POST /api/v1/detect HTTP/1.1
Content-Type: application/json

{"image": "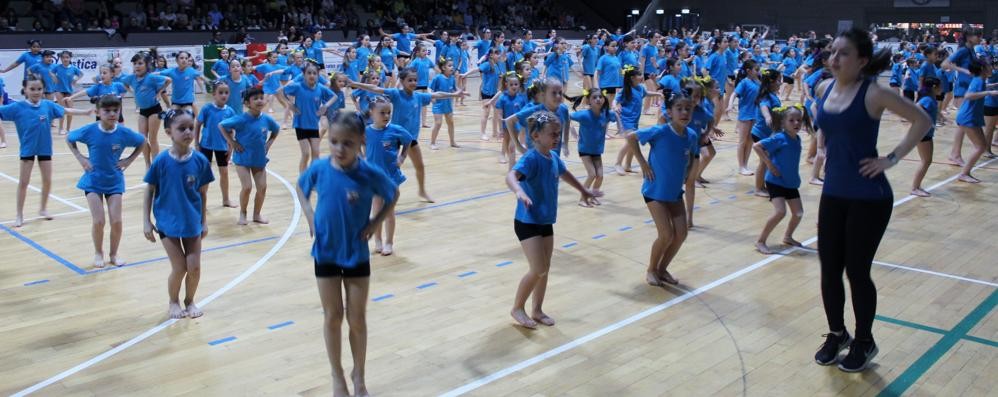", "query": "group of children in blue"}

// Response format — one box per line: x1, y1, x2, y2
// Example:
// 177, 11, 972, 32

0, 23, 992, 394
